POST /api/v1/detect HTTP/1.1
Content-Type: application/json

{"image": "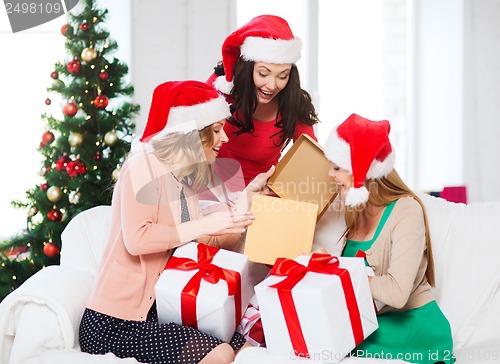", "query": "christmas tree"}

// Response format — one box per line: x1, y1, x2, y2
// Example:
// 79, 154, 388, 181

0, 0, 139, 301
